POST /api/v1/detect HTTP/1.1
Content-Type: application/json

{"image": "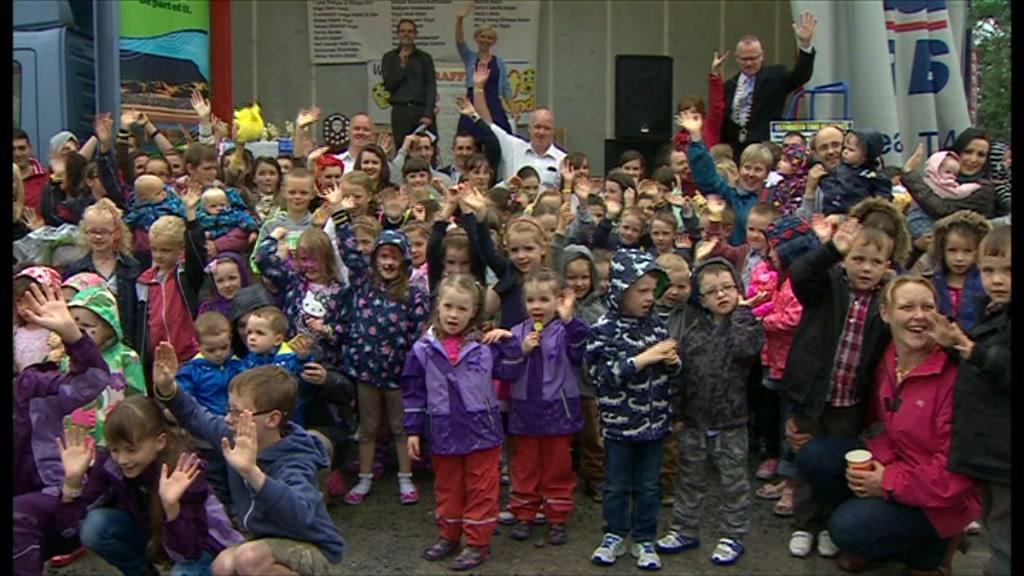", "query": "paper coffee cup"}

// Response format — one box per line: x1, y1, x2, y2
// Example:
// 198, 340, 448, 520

845, 449, 873, 471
